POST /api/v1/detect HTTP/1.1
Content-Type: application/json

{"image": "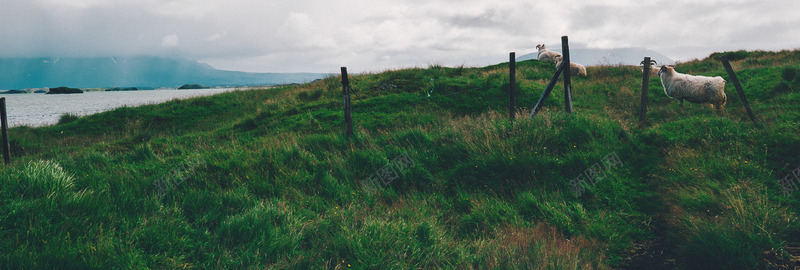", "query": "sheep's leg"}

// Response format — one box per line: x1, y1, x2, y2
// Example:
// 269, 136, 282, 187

679, 99, 684, 112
